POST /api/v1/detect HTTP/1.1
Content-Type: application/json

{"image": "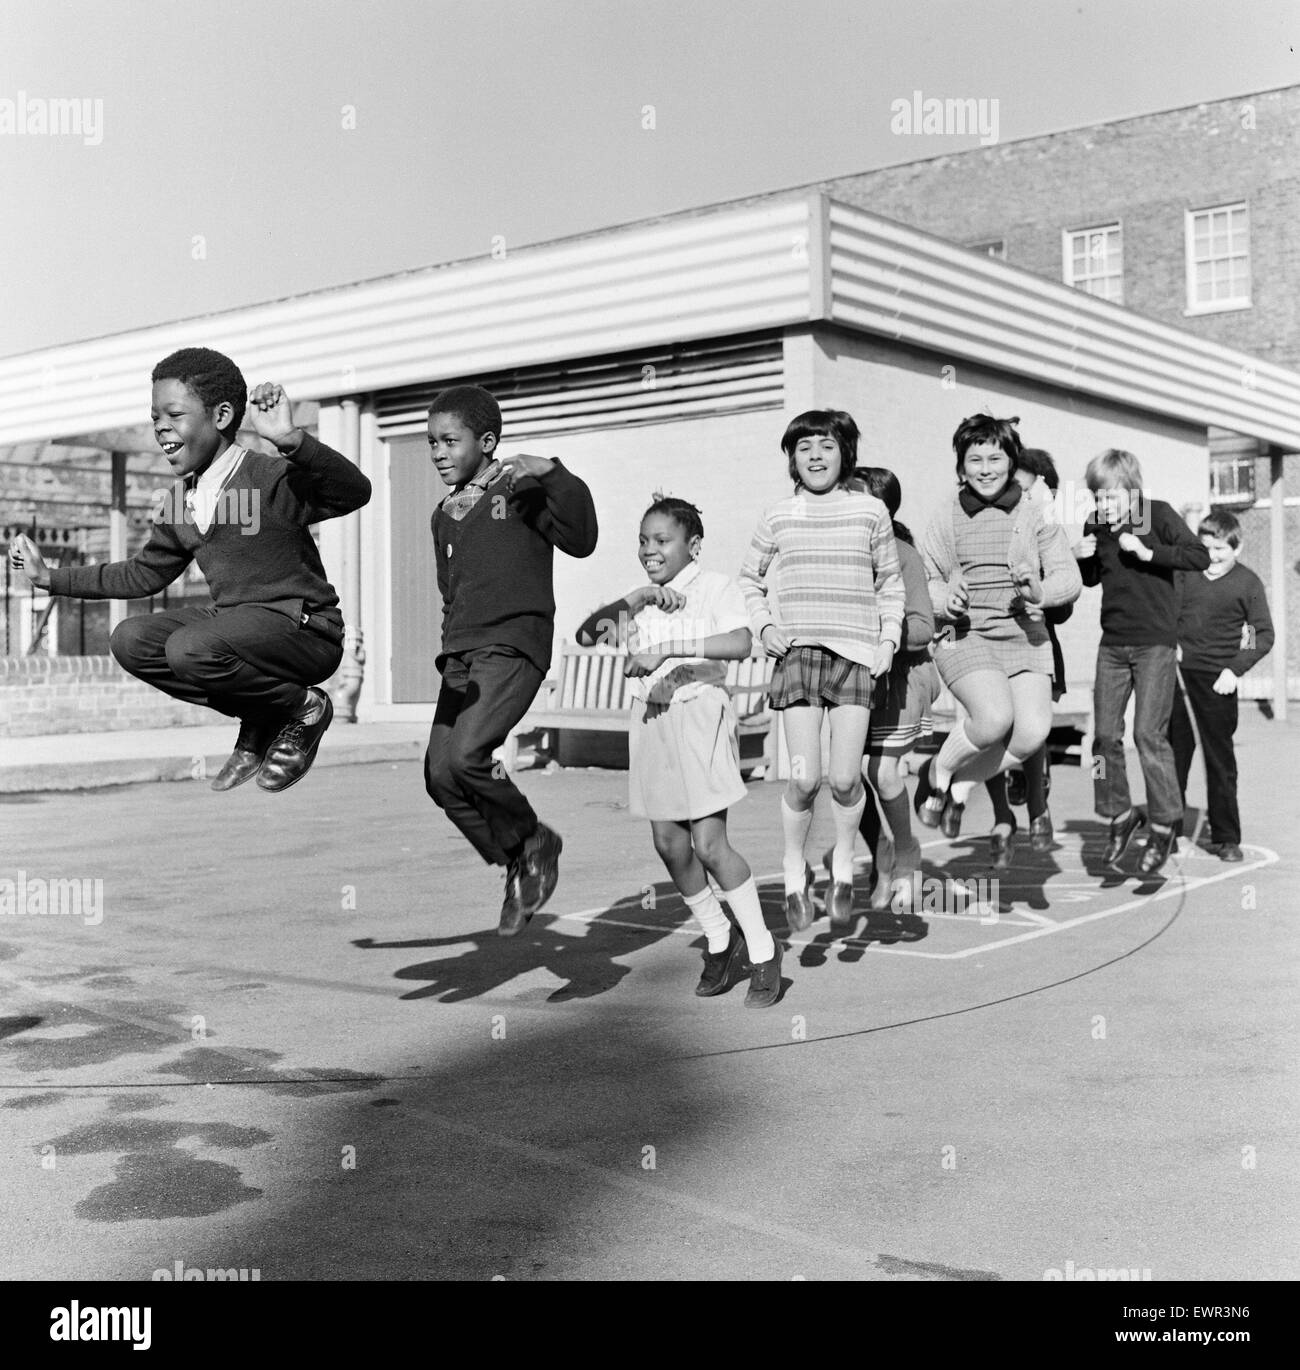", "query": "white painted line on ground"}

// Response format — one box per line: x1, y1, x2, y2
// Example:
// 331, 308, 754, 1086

930, 845, 1279, 960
